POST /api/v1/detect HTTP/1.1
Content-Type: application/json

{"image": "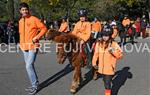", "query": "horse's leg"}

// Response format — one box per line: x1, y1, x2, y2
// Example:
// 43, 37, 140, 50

77, 65, 81, 86
70, 65, 81, 93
